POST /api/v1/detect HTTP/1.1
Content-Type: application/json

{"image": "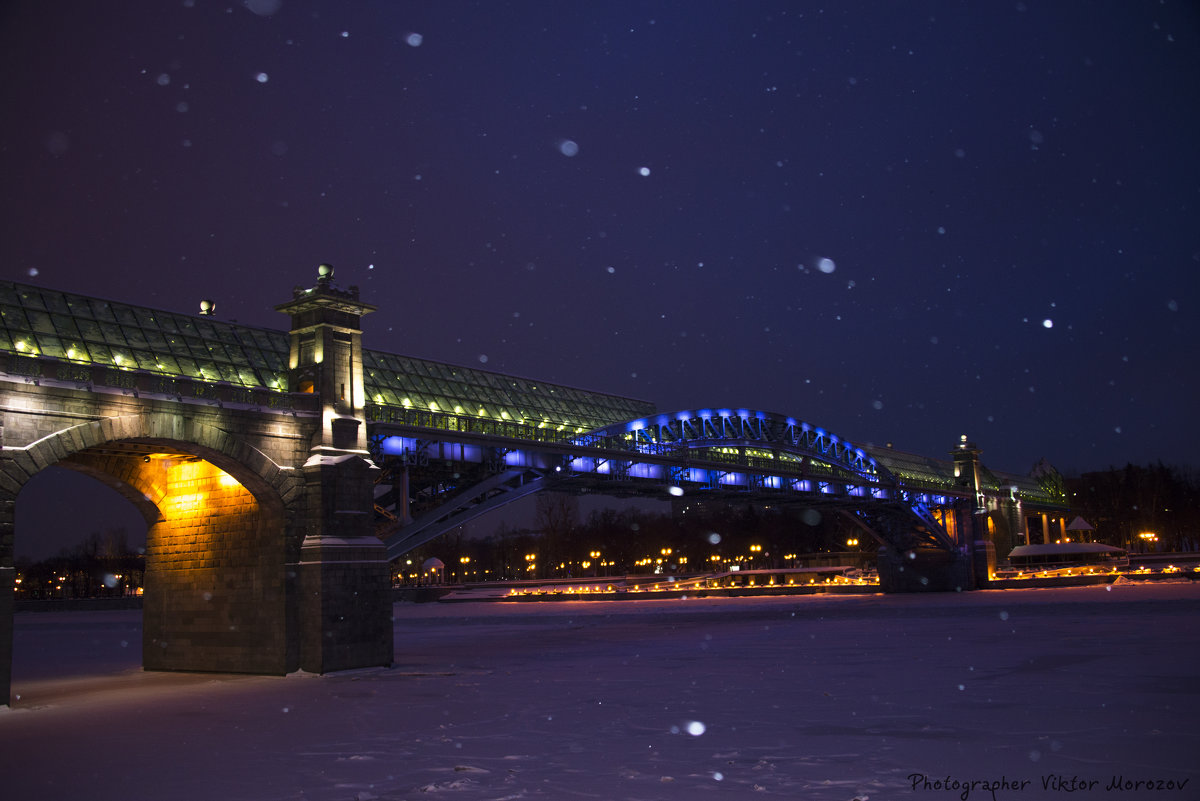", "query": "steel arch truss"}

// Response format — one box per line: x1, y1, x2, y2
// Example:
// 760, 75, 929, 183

375, 407, 958, 557
565, 409, 954, 551
570, 408, 898, 489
